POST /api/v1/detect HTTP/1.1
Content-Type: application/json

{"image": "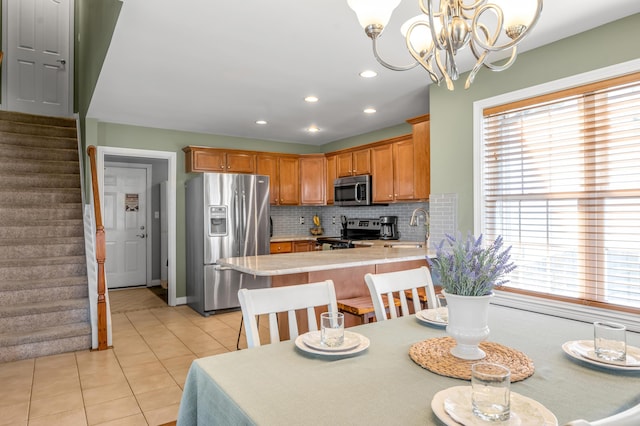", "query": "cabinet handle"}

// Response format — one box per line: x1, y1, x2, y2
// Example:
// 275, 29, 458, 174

227, 165, 231, 169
